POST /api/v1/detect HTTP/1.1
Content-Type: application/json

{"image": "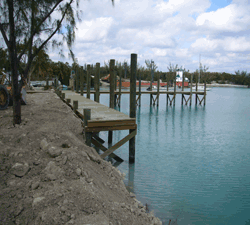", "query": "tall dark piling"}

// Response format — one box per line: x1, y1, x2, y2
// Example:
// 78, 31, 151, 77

87, 64, 91, 99
108, 59, 115, 144
94, 63, 100, 103
129, 53, 137, 163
